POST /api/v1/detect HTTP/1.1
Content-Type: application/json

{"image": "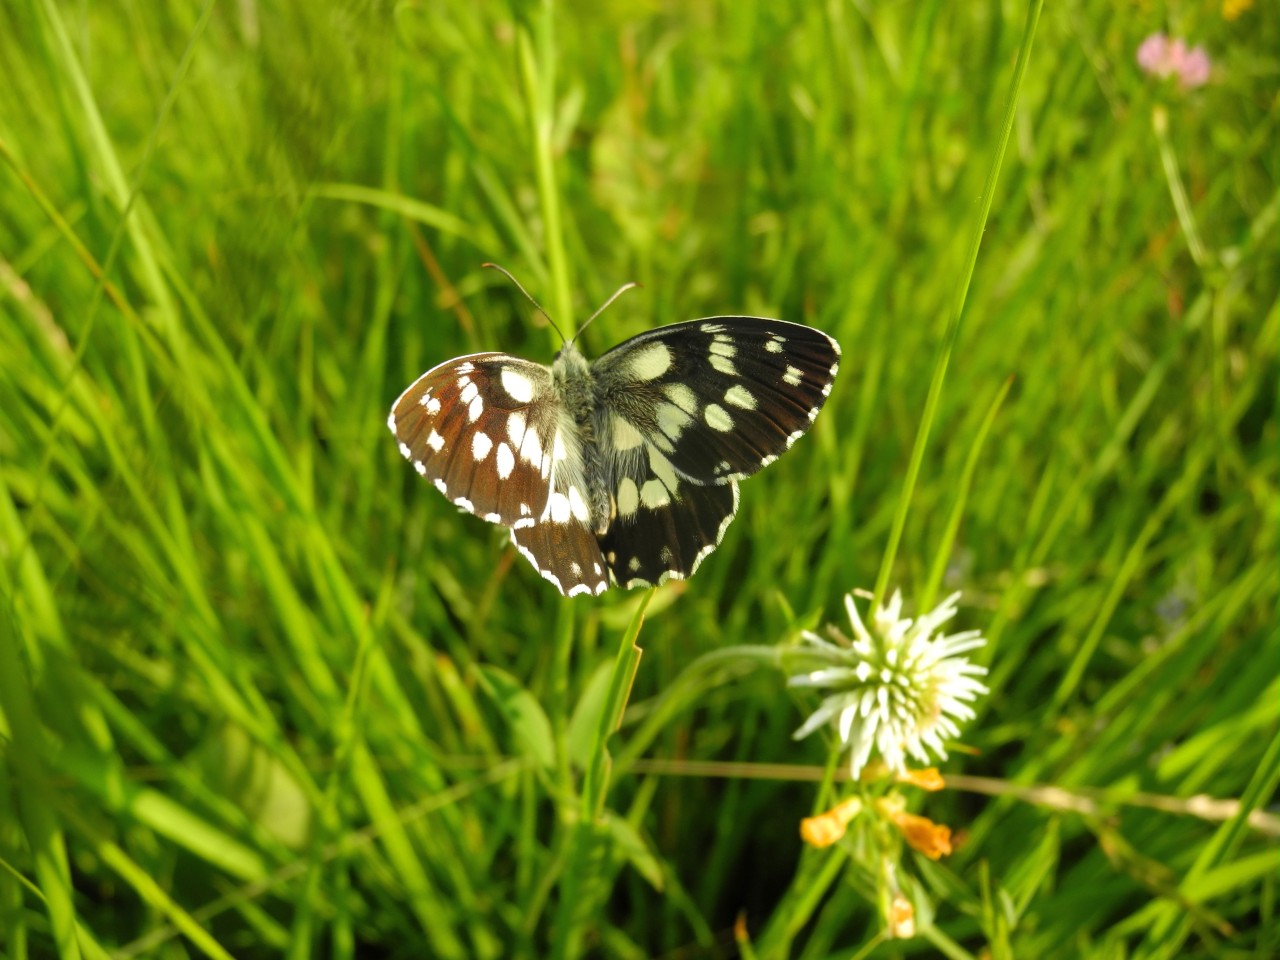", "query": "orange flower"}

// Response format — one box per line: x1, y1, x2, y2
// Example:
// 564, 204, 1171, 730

799, 796, 863, 848
877, 799, 953, 859
897, 767, 946, 791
